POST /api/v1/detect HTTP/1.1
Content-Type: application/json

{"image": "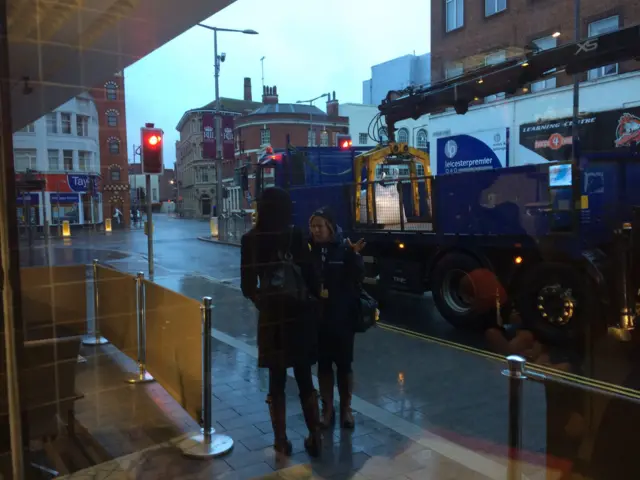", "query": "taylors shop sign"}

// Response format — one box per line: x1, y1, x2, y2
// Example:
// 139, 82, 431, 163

67, 174, 99, 193
436, 128, 509, 175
